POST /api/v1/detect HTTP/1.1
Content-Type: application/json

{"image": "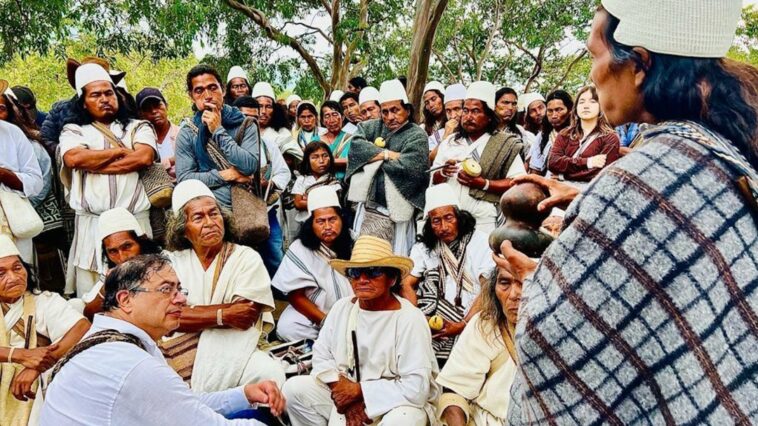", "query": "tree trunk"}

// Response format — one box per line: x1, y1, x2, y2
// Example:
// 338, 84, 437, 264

406, 0, 449, 122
